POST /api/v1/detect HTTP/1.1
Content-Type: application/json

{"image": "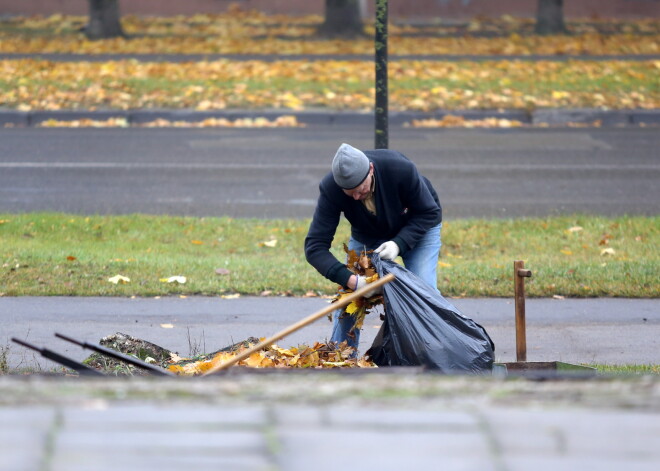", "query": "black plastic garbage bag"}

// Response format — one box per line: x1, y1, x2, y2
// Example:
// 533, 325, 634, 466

366, 255, 495, 373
